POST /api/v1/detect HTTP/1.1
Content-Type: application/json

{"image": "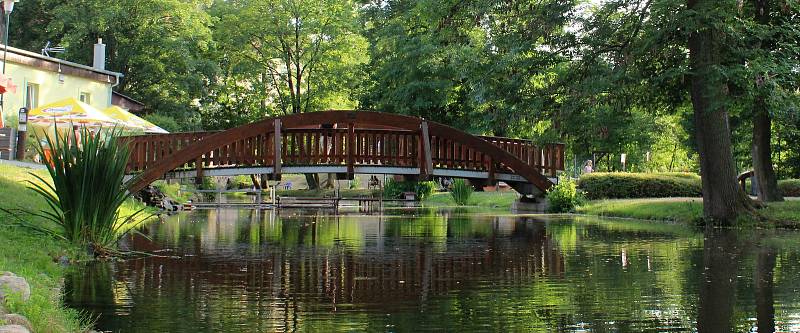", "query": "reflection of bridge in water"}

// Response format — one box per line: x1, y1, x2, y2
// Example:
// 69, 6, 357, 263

116, 213, 565, 314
